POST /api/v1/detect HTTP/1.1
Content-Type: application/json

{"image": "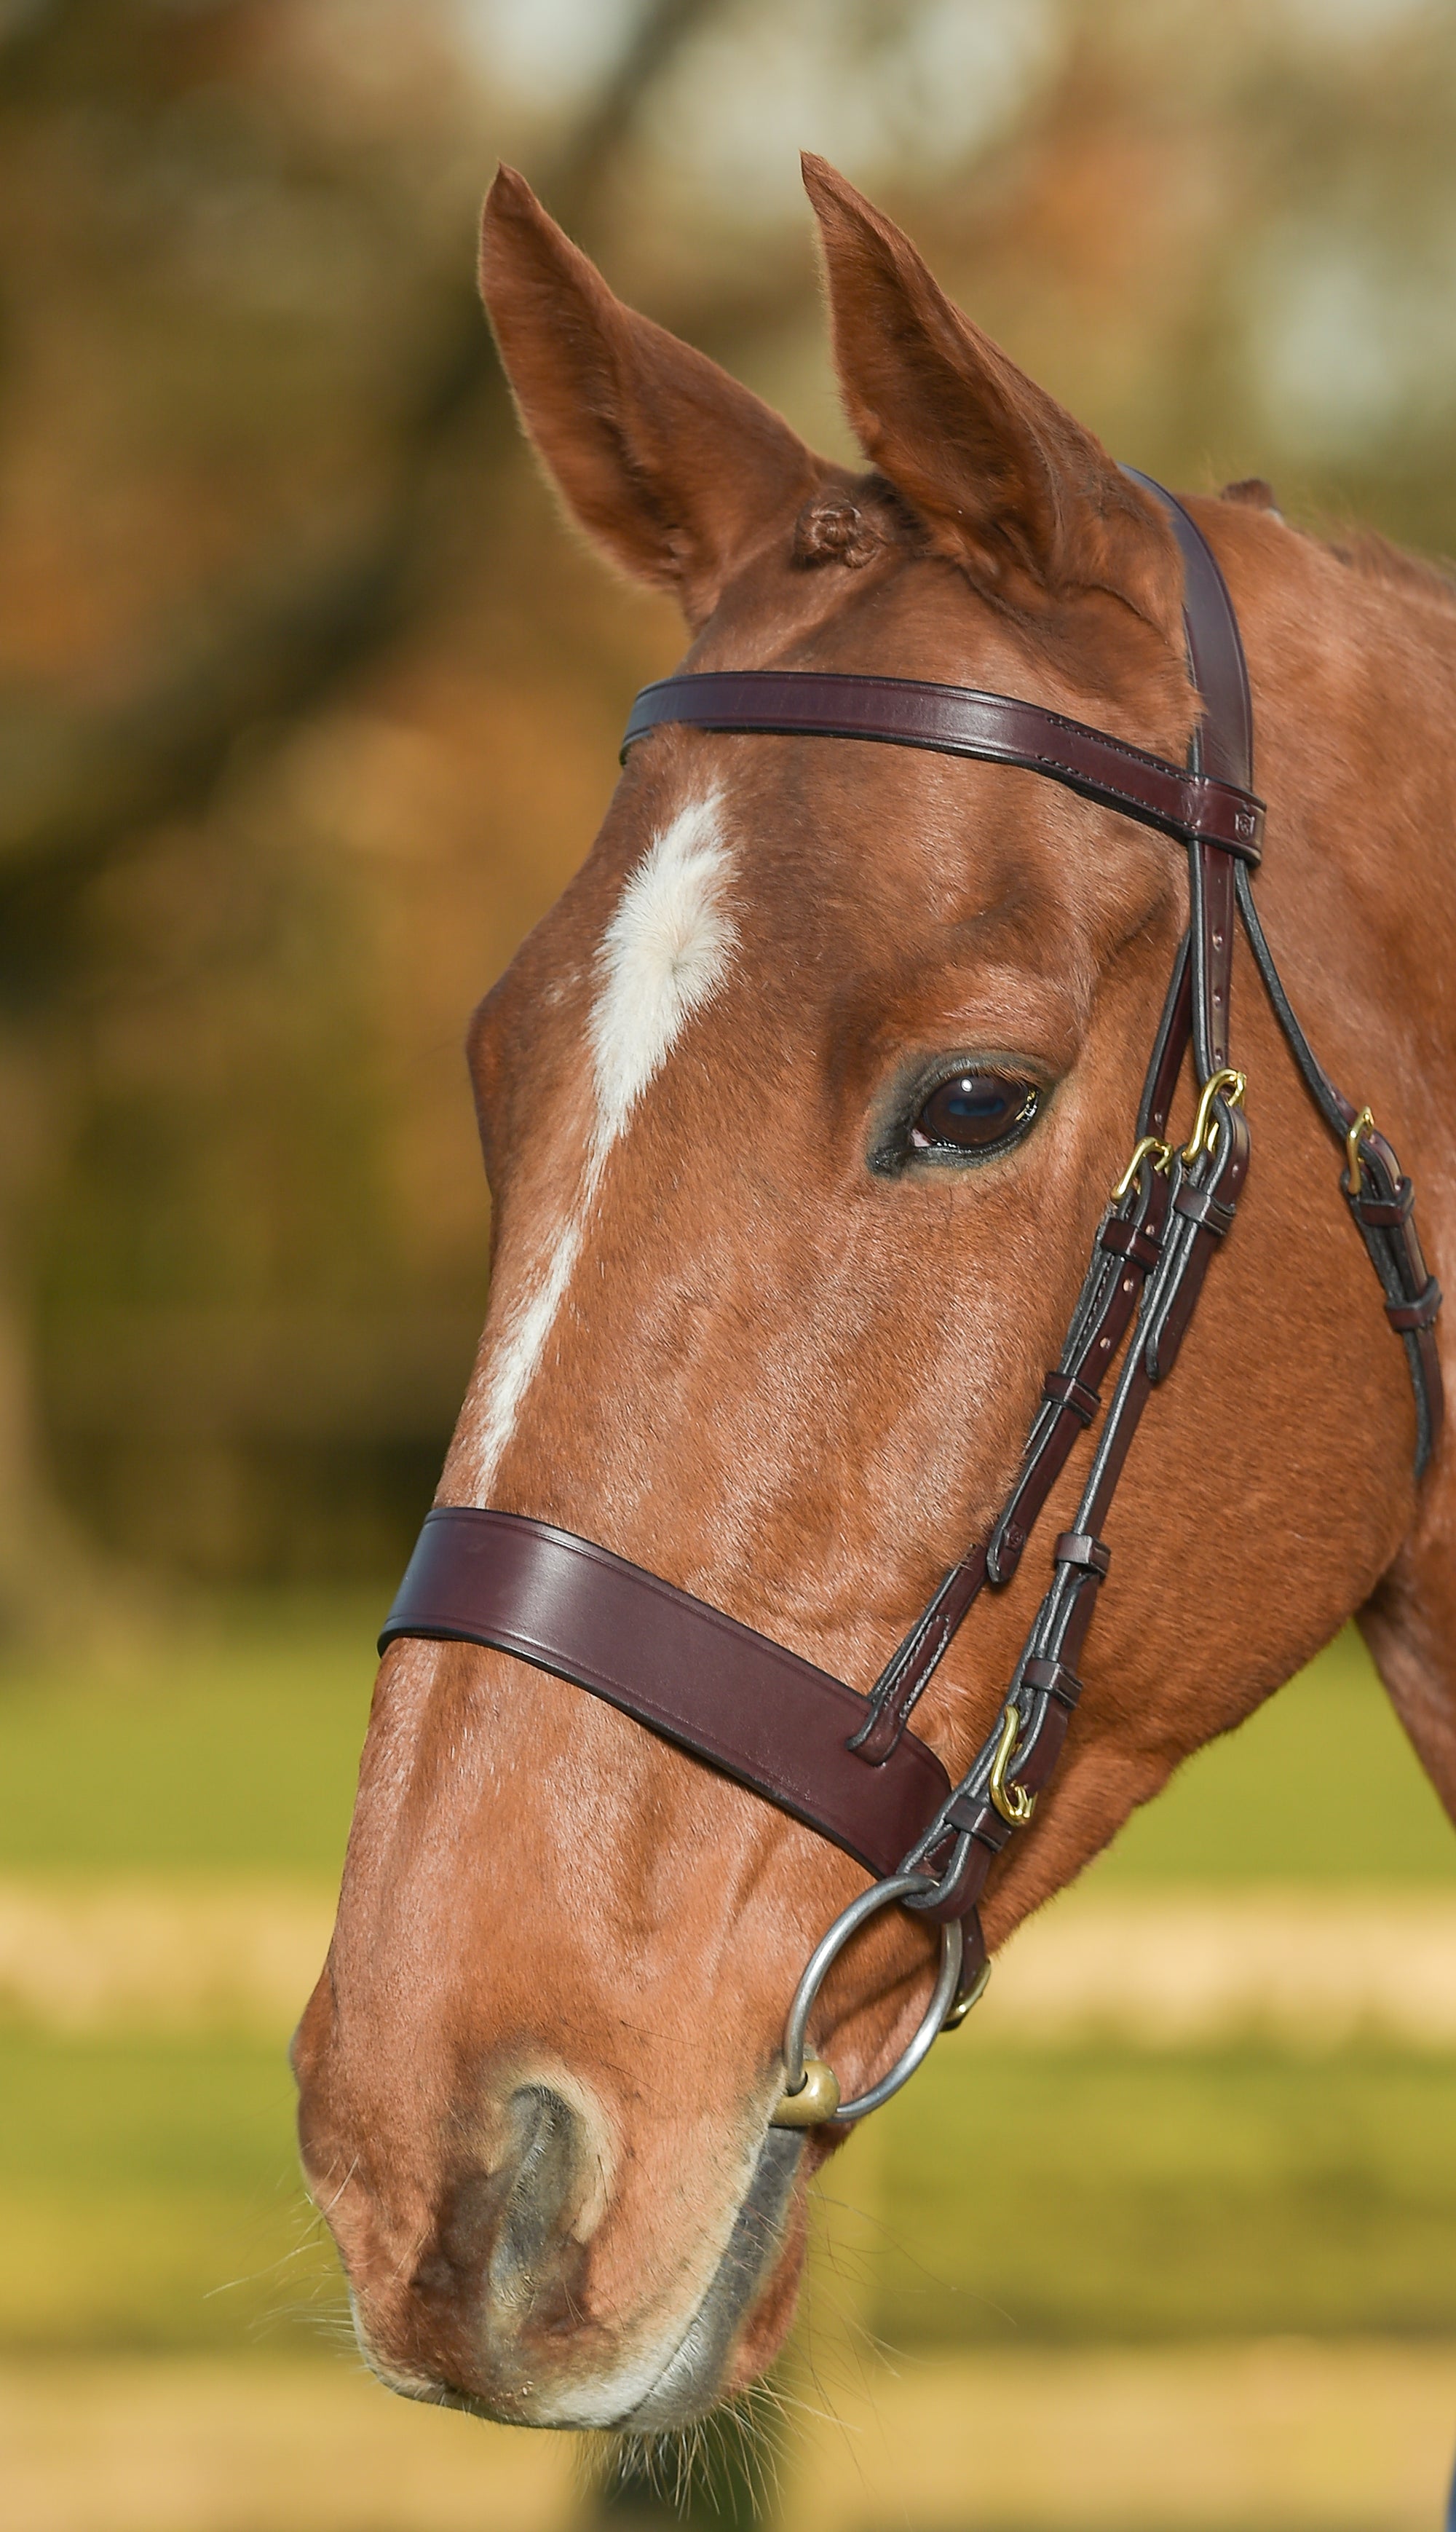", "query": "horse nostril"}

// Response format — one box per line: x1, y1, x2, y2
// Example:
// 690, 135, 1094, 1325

488, 2085, 582, 2303
414, 2083, 588, 2328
